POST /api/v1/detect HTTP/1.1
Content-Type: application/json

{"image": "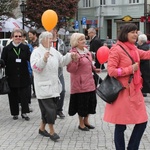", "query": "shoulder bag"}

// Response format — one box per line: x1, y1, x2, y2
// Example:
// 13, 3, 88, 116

96, 44, 135, 104
85, 55, 103, 87
0, 68, 10, 94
